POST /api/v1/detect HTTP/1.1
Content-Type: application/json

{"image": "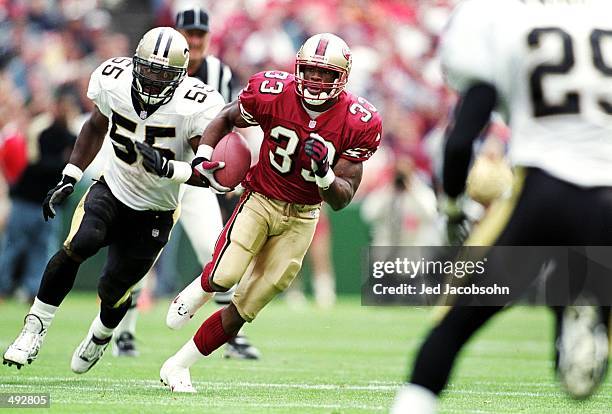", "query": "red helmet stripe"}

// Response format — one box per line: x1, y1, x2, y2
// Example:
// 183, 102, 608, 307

314, 37, 329, 57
